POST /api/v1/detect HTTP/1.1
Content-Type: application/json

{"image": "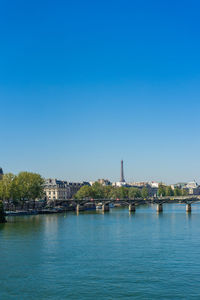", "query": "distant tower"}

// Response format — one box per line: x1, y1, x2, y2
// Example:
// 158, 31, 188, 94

120, 160, 125, 182
0, 168, 3, 180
